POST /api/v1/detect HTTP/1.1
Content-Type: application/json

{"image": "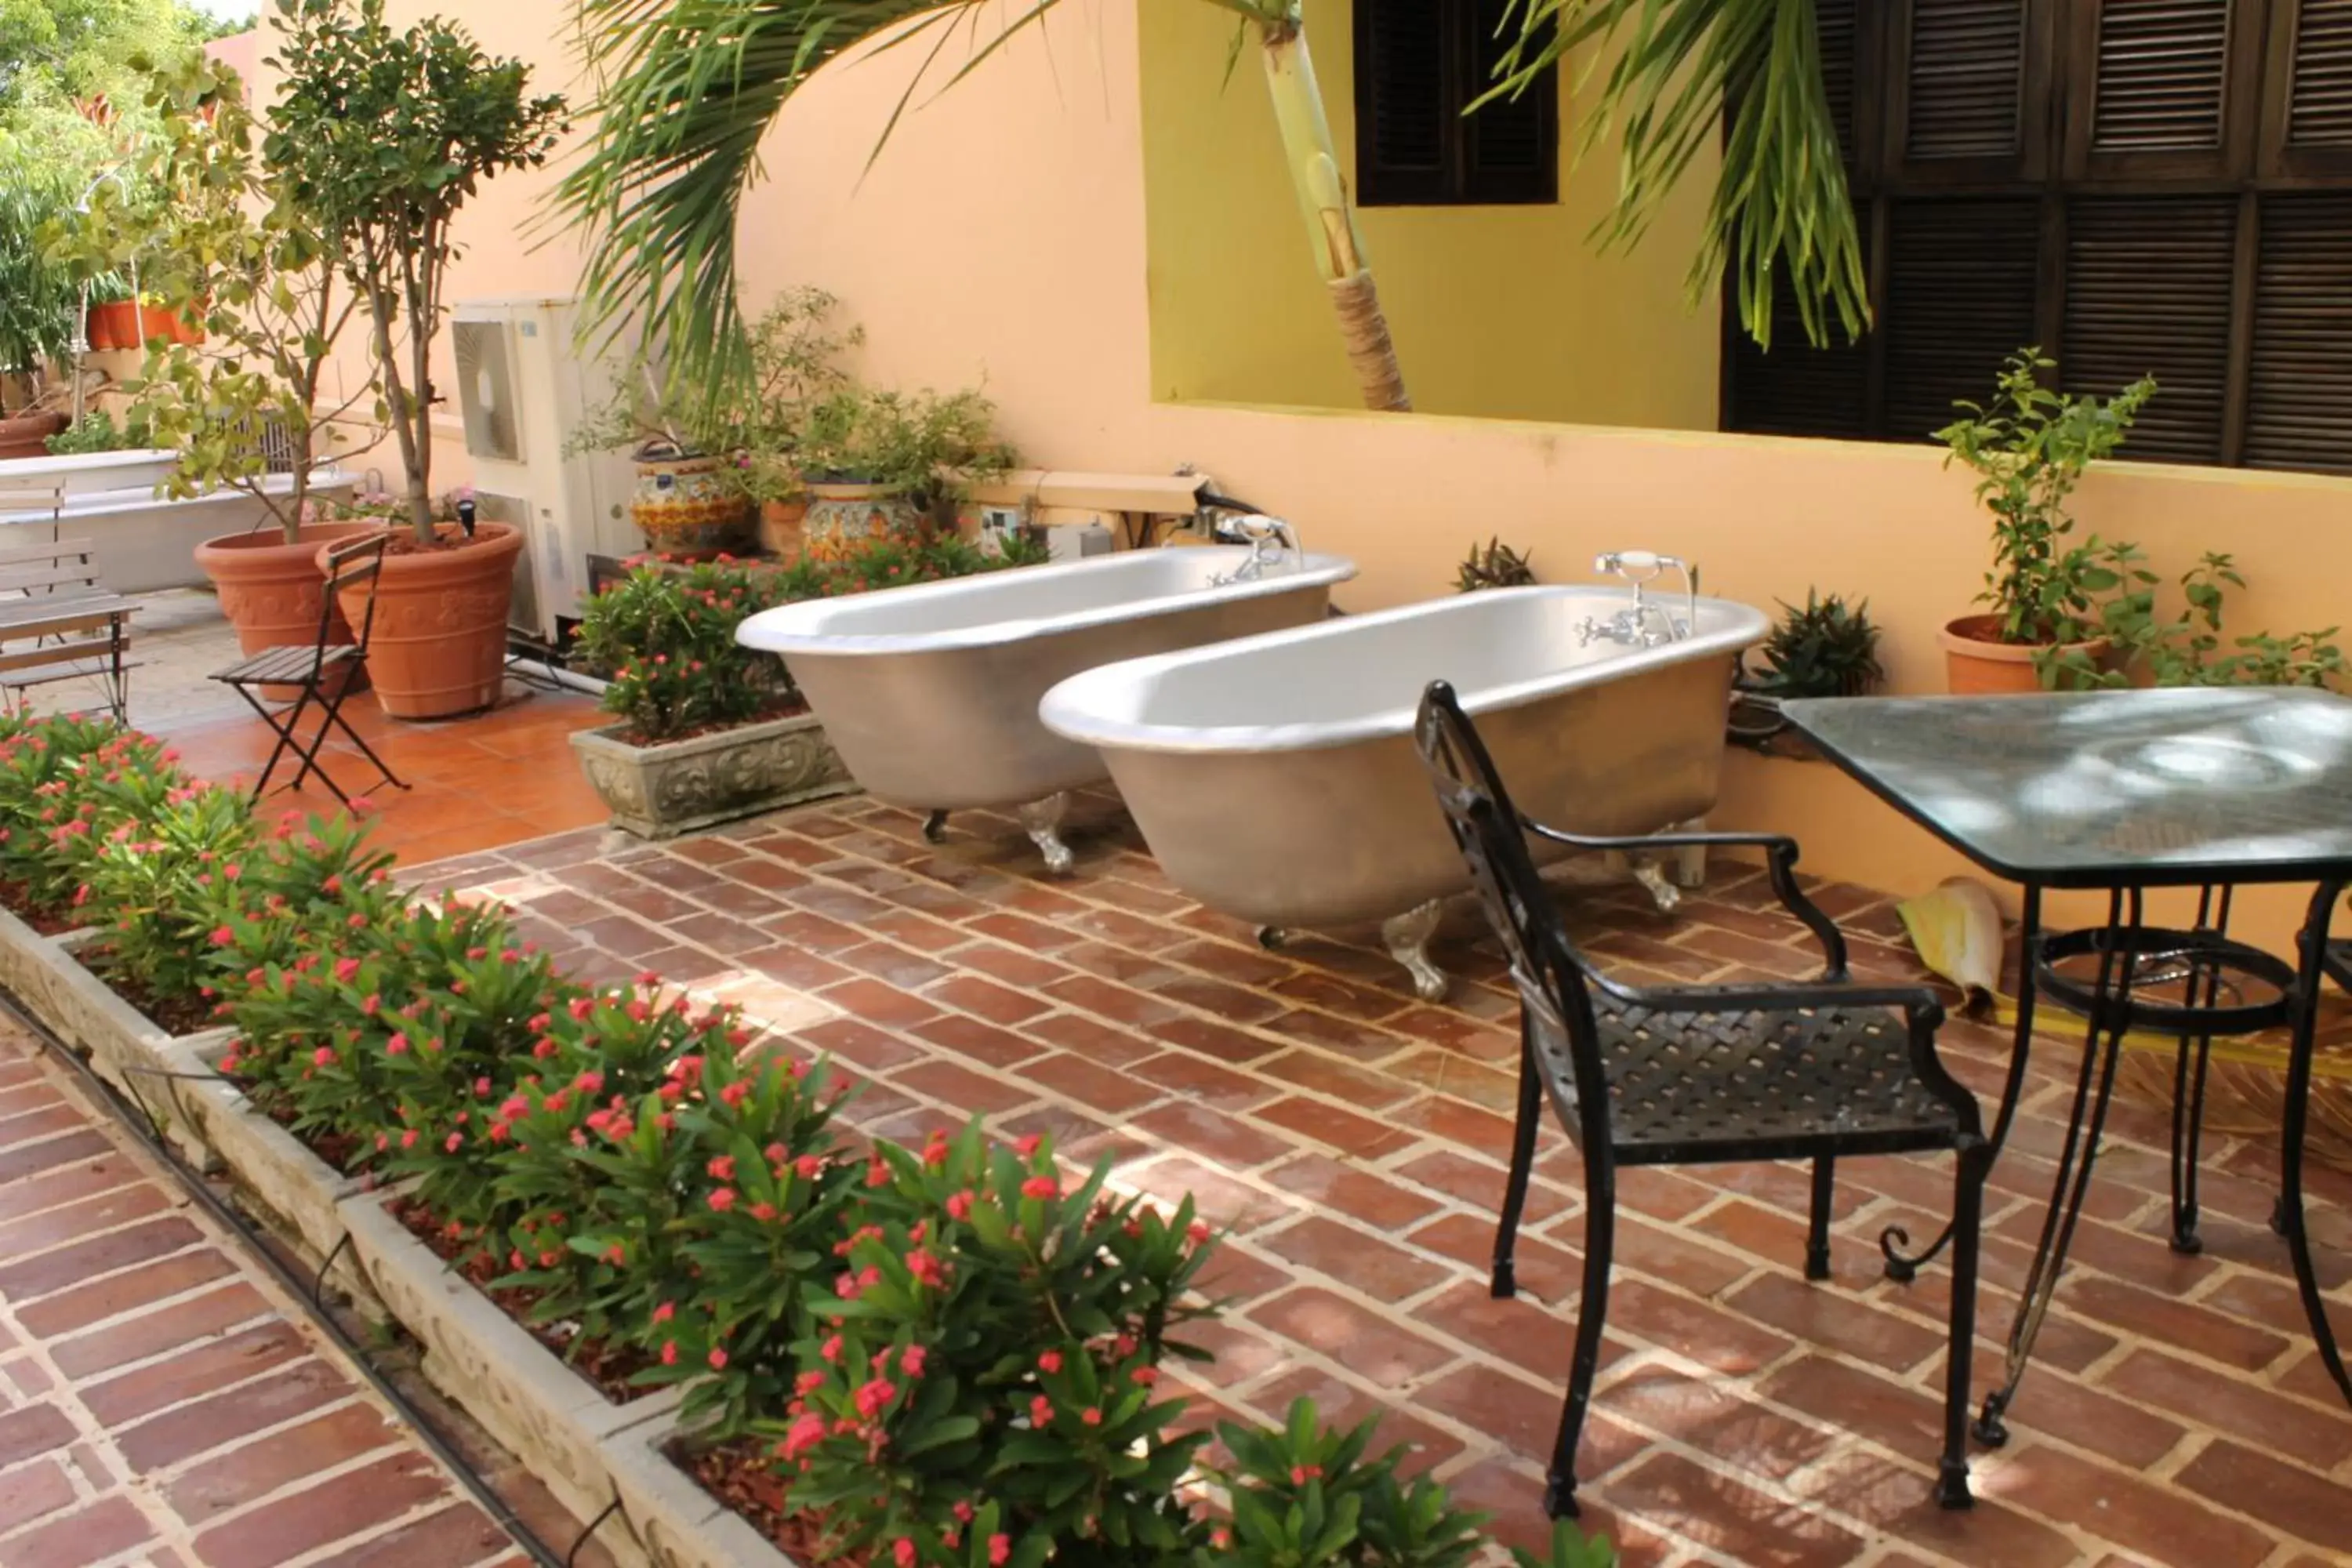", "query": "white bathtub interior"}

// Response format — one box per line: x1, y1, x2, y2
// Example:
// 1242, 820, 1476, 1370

741, 547, 1355, 648
1046, 587, 1766, 742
